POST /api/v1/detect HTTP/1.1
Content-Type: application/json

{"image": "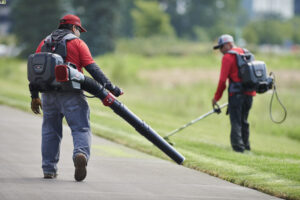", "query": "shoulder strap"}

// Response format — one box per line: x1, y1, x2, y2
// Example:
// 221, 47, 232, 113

41, 35, 53, 53
227, 48, 250, 55
242, 48, 249, 54
59, 33, 77, 61
41, 32, 78, 61
241, 48, 254, 60
44, 35, 52, 44
227, 48, 255, 68
62, 33, 78, 41
227, 49, 238, 55
226, 49, 244, 70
